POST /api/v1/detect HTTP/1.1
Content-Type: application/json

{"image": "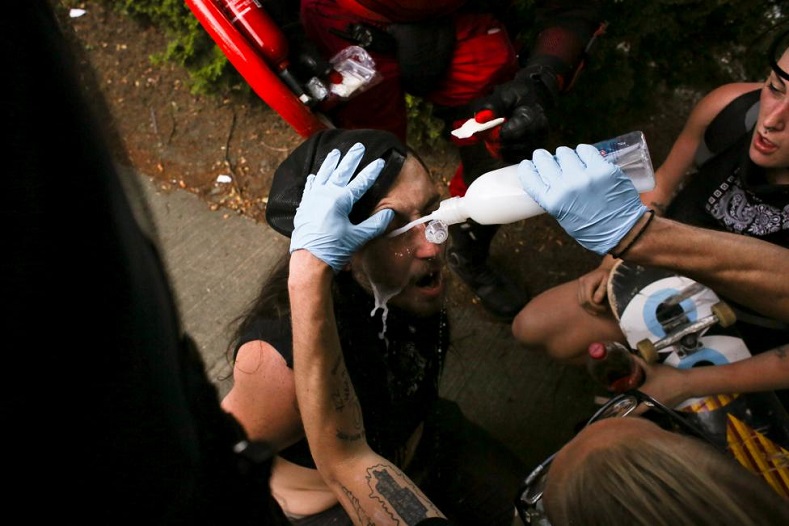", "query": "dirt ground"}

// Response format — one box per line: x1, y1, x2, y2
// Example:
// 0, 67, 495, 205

60, 1, 690, 307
